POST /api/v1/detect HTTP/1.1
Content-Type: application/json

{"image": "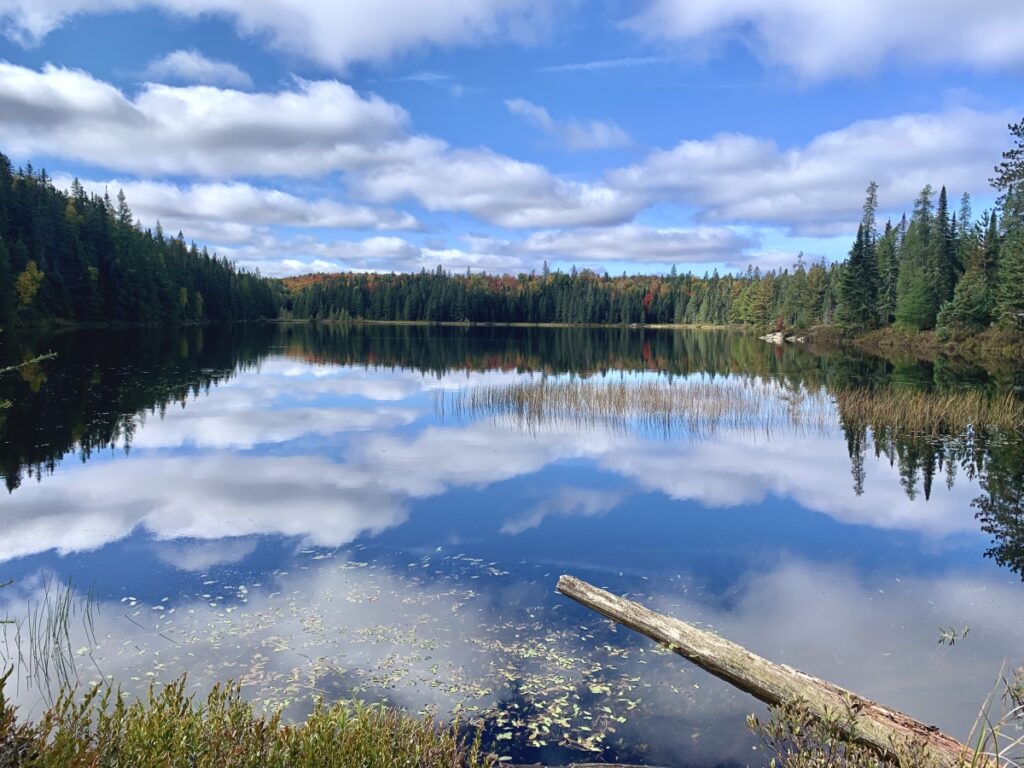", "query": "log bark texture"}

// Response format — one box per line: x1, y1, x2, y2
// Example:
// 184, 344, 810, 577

557, 574, 969, 767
